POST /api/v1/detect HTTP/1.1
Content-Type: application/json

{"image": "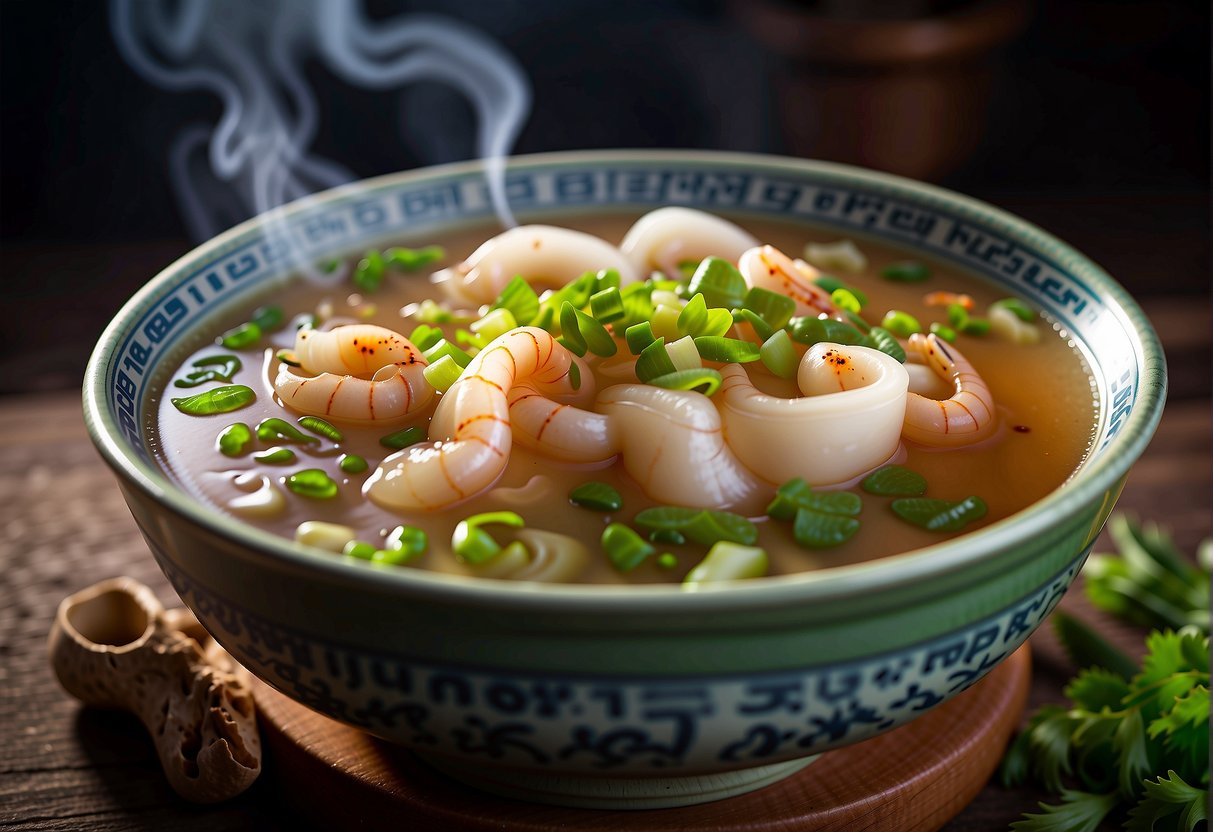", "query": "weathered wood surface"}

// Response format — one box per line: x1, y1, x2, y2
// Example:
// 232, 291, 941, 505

0, 296, 1208, 831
